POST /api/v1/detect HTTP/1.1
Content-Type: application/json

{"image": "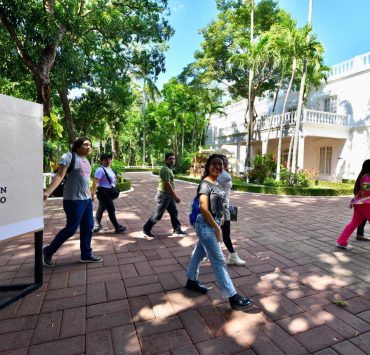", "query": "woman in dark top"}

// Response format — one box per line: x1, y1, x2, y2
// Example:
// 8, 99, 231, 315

185, 154, 253, 310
